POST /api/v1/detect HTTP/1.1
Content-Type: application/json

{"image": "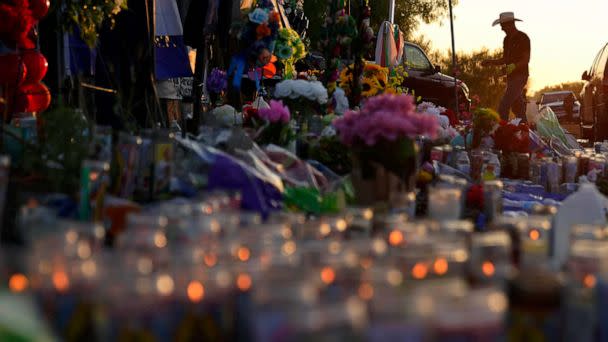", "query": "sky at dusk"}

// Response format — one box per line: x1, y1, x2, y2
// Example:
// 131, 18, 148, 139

415, 0, 607, 92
